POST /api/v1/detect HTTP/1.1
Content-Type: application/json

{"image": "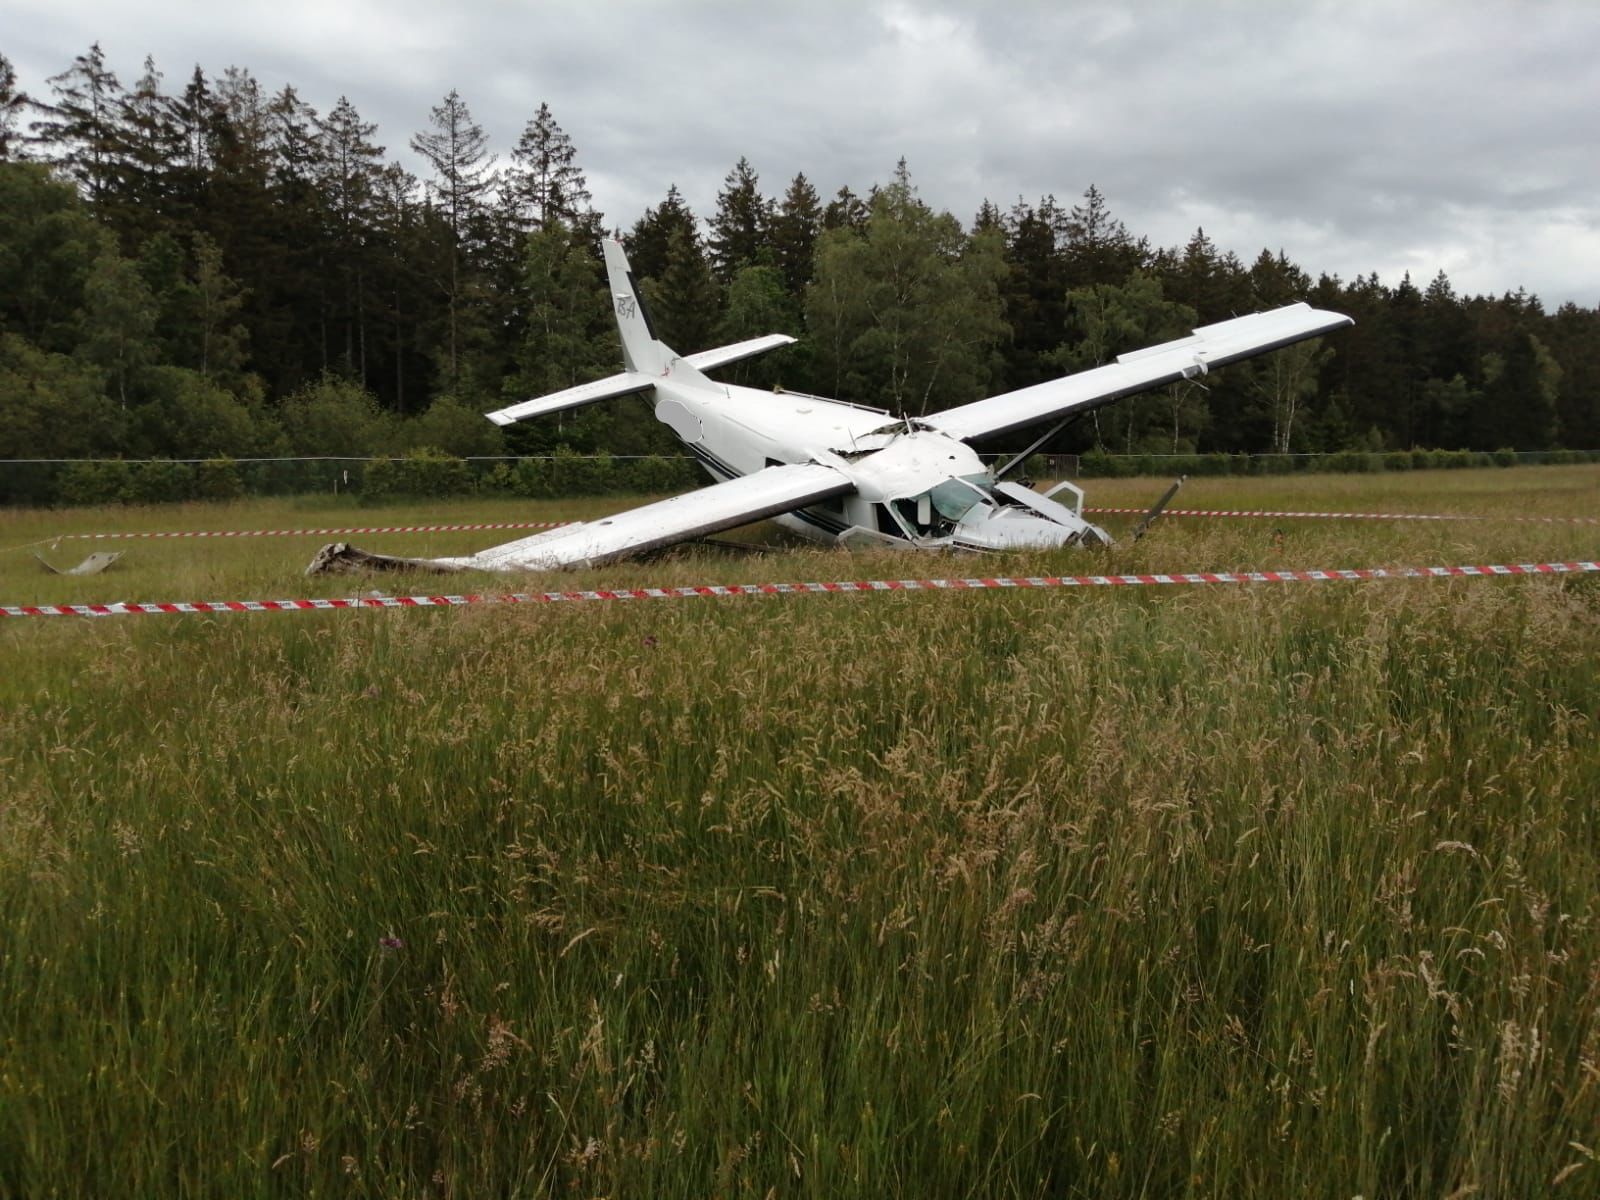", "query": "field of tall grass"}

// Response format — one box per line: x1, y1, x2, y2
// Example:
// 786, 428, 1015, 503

3, 467, 1599, 1196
